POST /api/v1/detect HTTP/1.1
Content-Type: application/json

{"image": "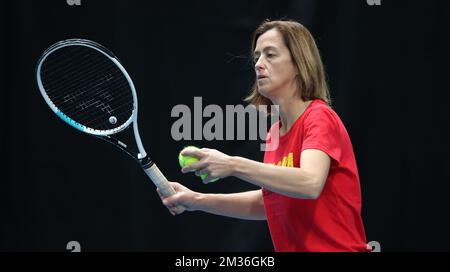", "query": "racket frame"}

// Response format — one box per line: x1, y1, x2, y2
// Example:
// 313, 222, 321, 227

36, 39, 147, 159
36, 39, 177, 197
